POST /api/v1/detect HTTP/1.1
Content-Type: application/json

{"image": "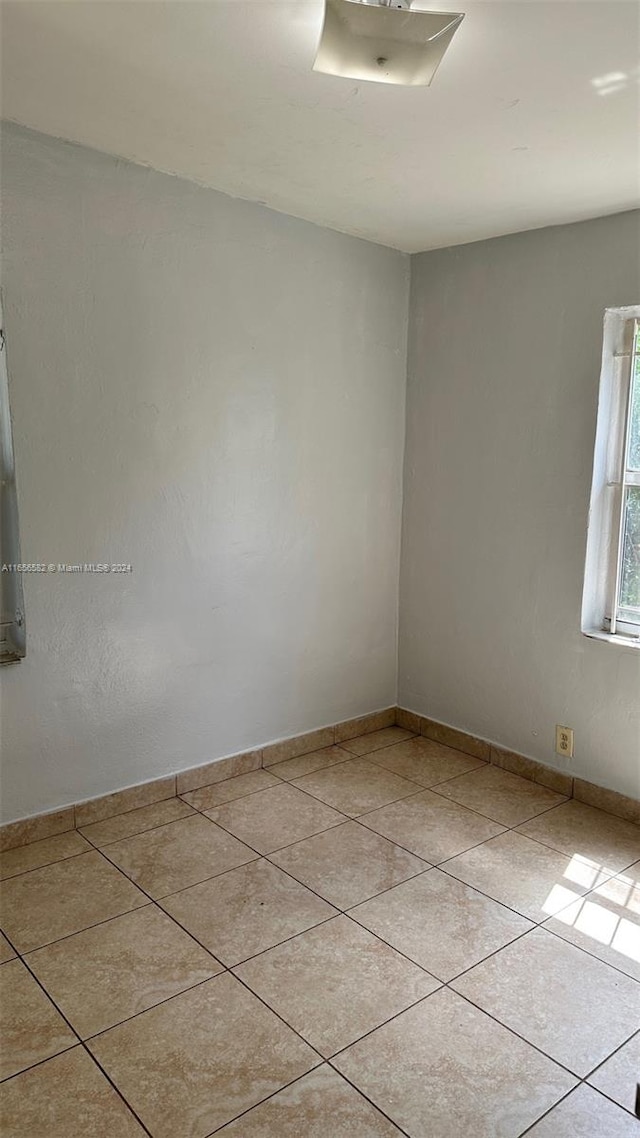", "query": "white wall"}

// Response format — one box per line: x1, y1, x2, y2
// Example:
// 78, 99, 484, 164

0, 124, 409, 822
400, 211, 640, 800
